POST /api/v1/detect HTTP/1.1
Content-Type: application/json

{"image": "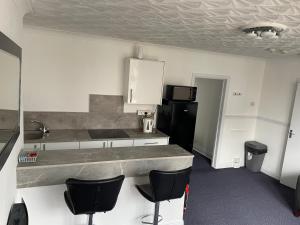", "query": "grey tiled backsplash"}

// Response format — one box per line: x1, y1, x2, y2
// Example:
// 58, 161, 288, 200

24, 95, 140, 130
0, 109, 18, 129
